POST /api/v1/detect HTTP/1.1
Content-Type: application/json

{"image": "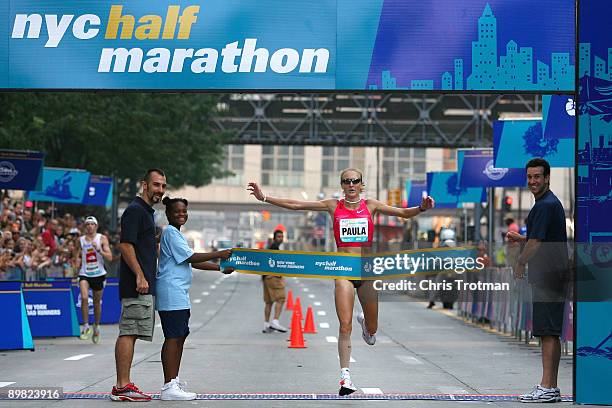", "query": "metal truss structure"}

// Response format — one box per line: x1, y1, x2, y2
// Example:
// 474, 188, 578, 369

212, 93, 543, 148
